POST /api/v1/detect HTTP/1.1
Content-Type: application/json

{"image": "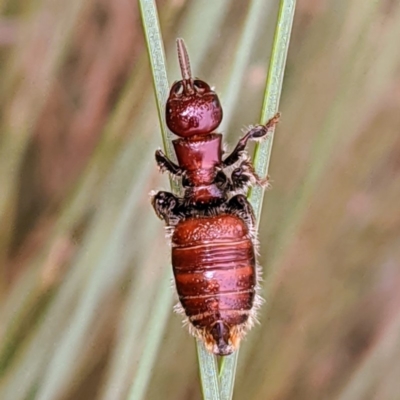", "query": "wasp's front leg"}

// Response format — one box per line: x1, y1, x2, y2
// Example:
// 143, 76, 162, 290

155, 149, 183, 177
222, 113, 280, 167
